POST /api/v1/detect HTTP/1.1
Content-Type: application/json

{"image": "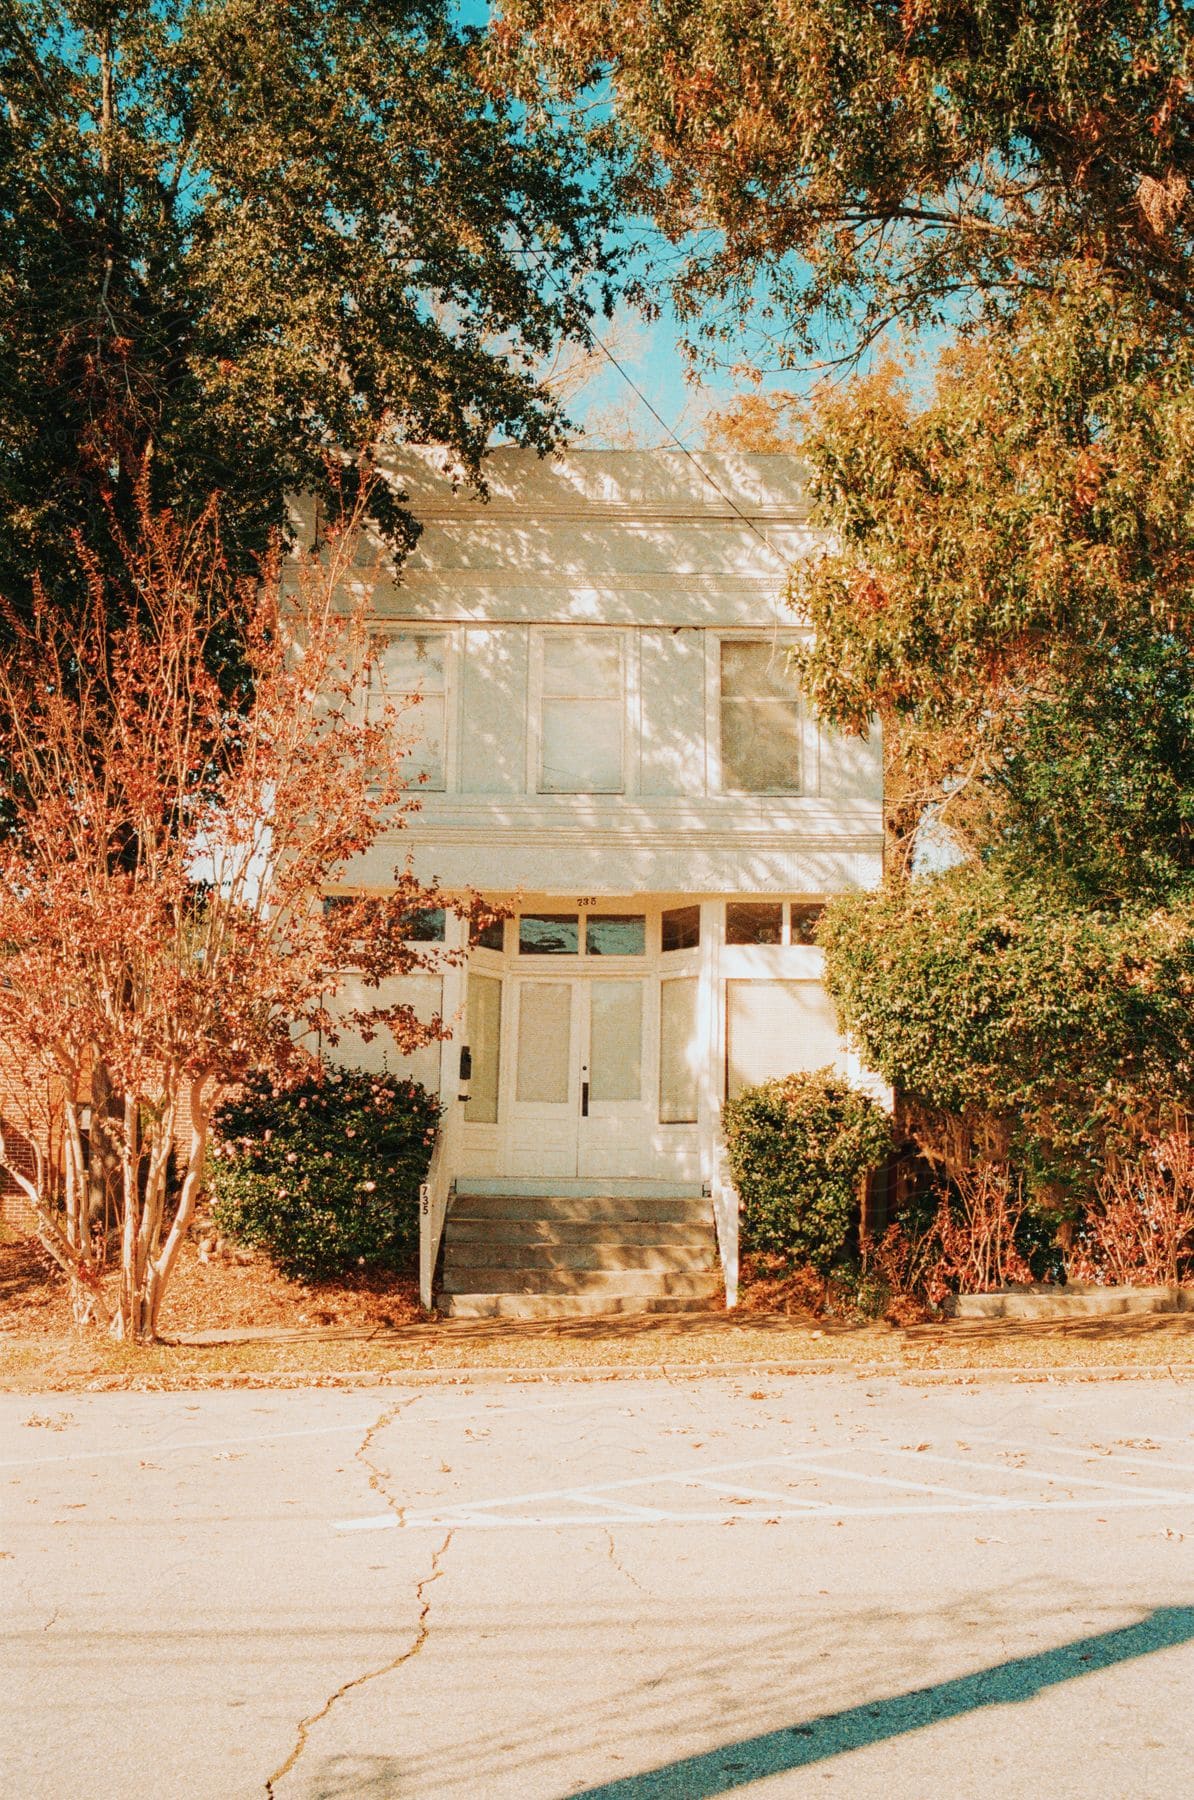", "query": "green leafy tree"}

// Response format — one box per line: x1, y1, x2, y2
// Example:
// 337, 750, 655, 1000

786, 282, 1194, 865
0, 0, 618, 610
499, 0, 1194, 358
